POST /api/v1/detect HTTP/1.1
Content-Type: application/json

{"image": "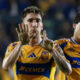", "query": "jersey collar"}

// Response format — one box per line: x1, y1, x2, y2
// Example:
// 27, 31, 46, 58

27, 38, 44, 45
71, 38, 79, 44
